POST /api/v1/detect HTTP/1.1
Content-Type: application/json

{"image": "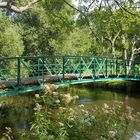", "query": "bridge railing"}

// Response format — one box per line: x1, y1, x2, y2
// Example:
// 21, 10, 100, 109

0, 56, 139, 94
